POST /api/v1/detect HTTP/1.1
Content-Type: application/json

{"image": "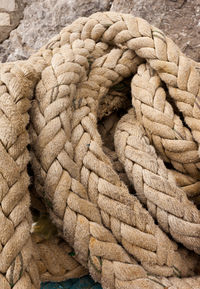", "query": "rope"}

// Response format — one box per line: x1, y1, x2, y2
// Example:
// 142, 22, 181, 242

0, 62, 40, 289
33, 236, 88, 283
0, 11, 200, 289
